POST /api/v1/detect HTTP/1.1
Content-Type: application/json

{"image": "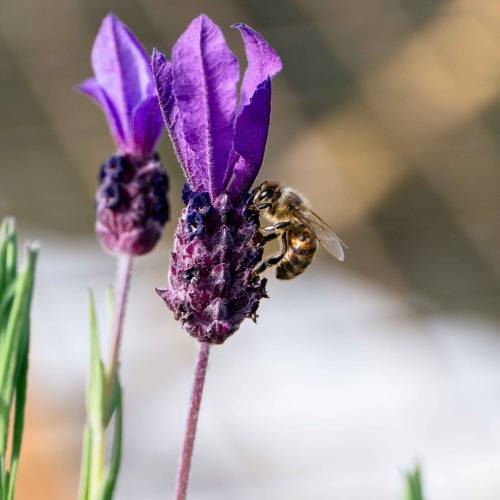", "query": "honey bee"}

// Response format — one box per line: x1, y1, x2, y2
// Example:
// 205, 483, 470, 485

248, 180, 346, 279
